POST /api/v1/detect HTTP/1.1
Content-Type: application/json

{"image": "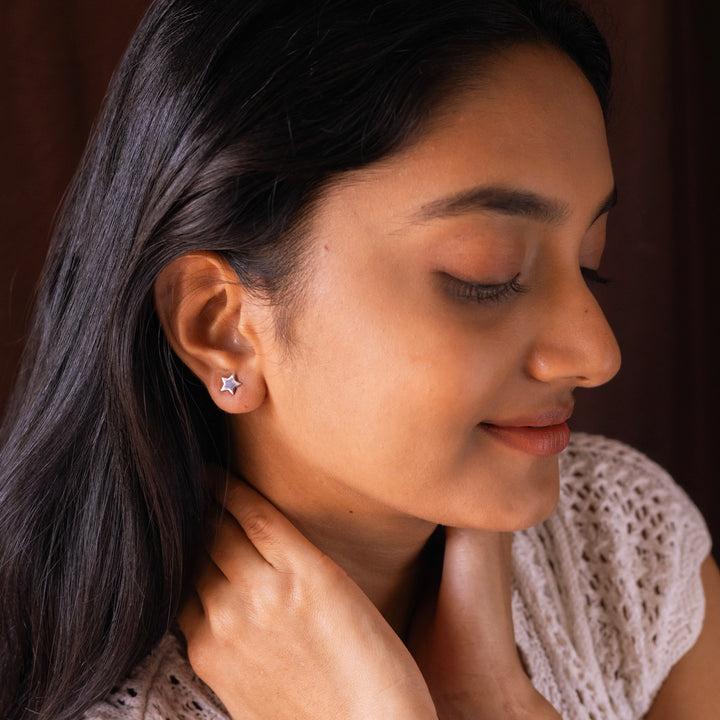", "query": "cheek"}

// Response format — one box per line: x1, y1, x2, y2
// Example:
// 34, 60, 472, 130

275, 282, 522, 473
259, 265, 556, 529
